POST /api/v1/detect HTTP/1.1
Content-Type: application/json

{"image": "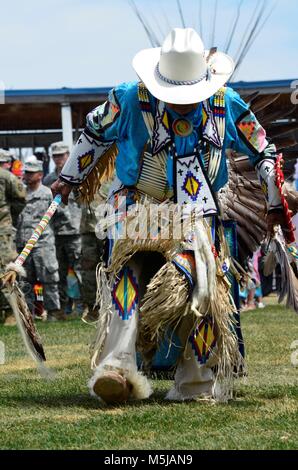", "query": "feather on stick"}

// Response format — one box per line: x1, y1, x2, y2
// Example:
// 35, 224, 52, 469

1, 195, 62, 376
5, 283, 54, 378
